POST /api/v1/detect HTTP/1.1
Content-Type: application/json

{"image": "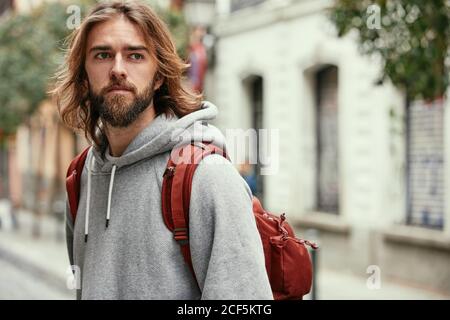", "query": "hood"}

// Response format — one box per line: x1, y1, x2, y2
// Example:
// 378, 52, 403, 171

82, 101, 227, 242
90, 101, 226, 172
